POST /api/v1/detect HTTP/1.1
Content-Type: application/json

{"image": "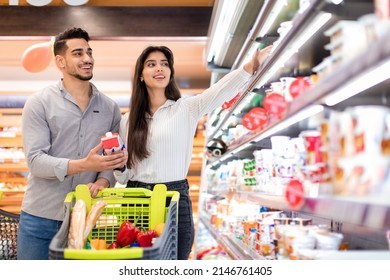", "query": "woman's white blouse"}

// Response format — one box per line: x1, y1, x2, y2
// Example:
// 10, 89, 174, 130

114, 67, 251, 184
